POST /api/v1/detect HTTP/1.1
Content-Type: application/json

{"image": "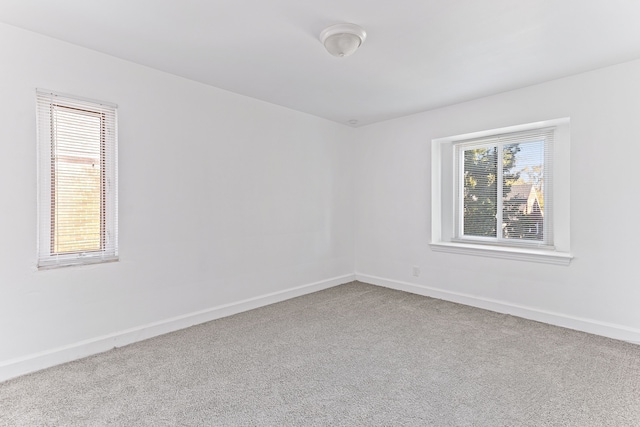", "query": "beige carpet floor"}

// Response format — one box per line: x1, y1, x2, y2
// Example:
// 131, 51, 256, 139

1, 282, 639, 426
